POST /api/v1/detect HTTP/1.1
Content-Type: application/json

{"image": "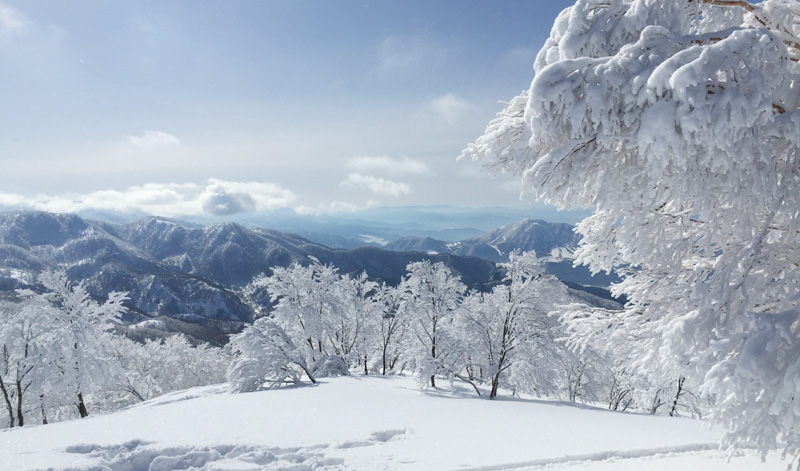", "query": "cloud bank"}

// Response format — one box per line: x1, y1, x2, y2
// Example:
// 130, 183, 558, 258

199, 179, 294, 216
0, 179, 297, 218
